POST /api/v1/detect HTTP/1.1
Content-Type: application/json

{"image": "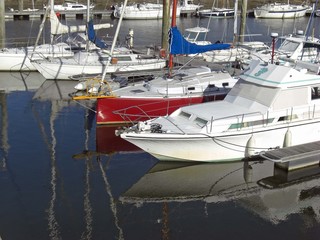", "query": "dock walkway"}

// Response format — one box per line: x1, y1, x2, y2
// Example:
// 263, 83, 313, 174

5, 9, 113, 20
260, 141, 320, 170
